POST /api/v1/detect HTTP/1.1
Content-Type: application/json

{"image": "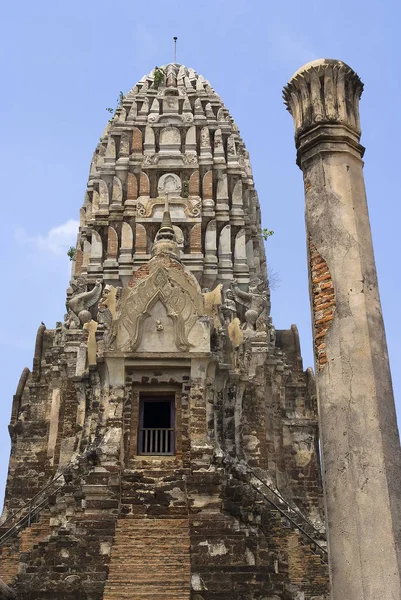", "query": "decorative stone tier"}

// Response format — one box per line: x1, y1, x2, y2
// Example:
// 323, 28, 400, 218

73, 63, 265, 290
